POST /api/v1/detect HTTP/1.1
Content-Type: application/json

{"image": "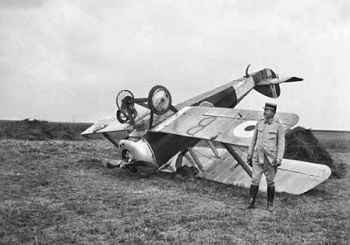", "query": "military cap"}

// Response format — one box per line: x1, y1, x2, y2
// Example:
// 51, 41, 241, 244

263, 102, 277, 112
